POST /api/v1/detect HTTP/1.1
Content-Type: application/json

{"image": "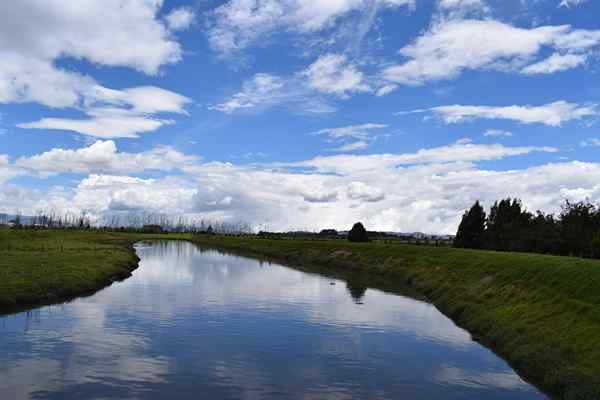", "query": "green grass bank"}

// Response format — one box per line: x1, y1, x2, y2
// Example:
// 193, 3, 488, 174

0, 228, 190, 313
191, 235, 600, 400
